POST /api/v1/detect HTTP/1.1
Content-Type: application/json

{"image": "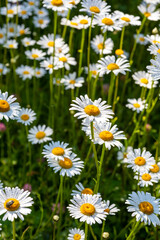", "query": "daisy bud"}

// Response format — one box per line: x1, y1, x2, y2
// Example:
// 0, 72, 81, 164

11, 58, 16, 64
0, 123, 6, 132
102, 232, 109, 239
145, 123, 152, 132
53, 215, 59, 222
152, 27, 158, 34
